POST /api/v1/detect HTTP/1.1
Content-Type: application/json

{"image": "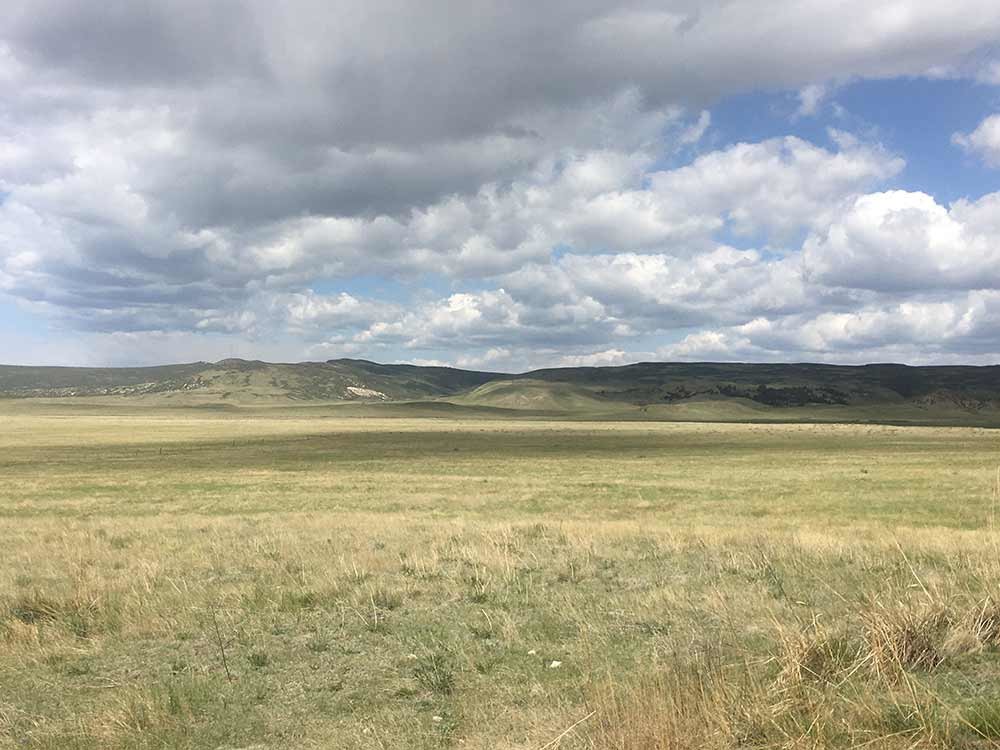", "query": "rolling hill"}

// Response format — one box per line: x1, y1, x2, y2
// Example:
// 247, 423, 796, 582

1, 358, 999, 423
0, 359, 498, 404
446, 379, 613, 411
